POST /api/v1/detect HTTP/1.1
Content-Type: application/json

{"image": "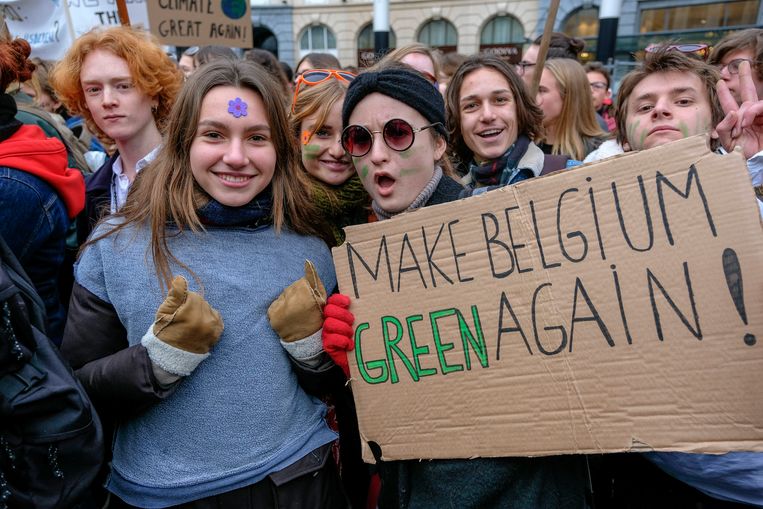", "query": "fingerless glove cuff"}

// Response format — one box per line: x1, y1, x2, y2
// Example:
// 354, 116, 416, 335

280, 328, 323, 362
141, 328, 209, 376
